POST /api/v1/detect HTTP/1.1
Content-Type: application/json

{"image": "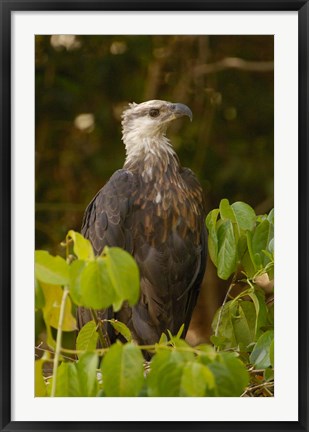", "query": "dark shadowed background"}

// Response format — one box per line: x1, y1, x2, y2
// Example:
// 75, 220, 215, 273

35, 35, 274, 342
